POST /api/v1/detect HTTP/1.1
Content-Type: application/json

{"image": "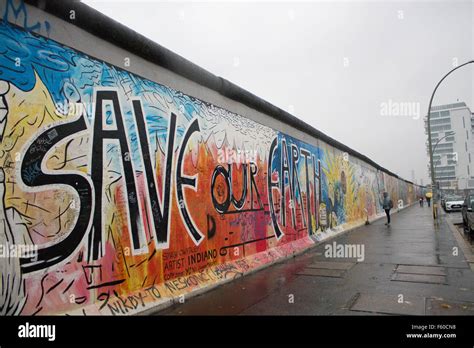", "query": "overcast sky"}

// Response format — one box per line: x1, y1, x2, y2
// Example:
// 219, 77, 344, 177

83, 0, 474, 184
